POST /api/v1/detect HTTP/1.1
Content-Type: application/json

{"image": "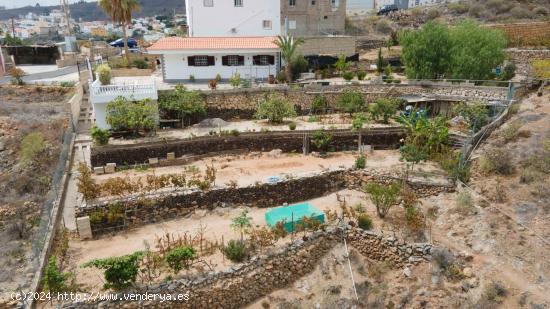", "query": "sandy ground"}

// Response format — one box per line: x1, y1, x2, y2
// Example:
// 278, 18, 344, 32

92, 150, 449, 197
